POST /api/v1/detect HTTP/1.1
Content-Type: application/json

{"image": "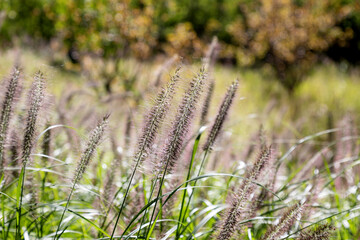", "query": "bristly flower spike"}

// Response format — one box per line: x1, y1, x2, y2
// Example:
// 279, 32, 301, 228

299, 223, 335, 240
217, 146, 271, 240
73, 114, 109, 184
199, 80, 215, 126
54, 114, 109, 240
134, 66, 181, 166
203, 79, 239, 152
110, 67, 181, 239
145, 66, 206, 238
159, 66, 206, 174
0, 67, 21, 173
22, 71, 45, 166
262, 202, 304, 240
